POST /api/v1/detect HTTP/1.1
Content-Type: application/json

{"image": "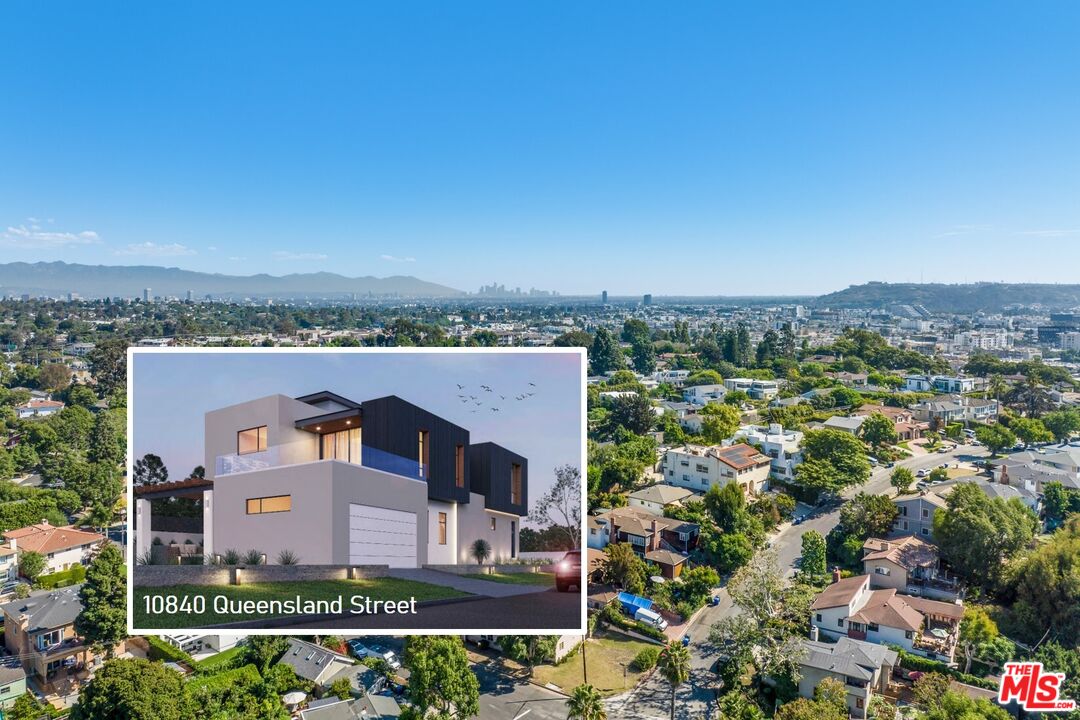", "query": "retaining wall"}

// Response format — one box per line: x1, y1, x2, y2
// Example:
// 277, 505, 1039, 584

133, 564, 388, 587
